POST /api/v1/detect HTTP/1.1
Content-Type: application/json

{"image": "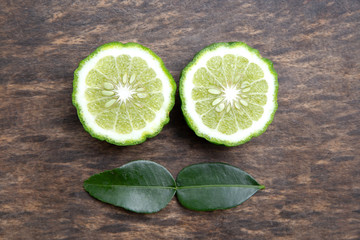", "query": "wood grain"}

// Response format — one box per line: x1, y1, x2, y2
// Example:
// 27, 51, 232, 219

1, 0, 360, 239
